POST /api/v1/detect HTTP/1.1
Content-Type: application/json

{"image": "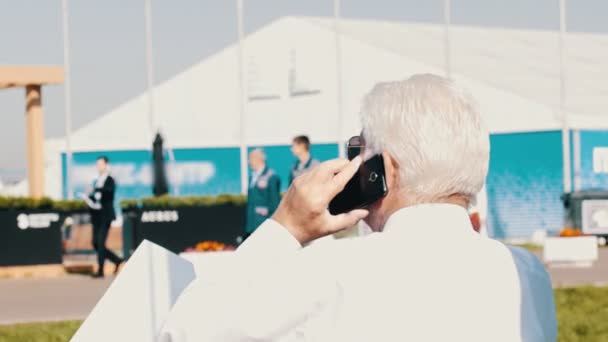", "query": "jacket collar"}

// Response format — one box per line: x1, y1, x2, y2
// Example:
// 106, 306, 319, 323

295, 156, 313, 170
383, 204, 476, 239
